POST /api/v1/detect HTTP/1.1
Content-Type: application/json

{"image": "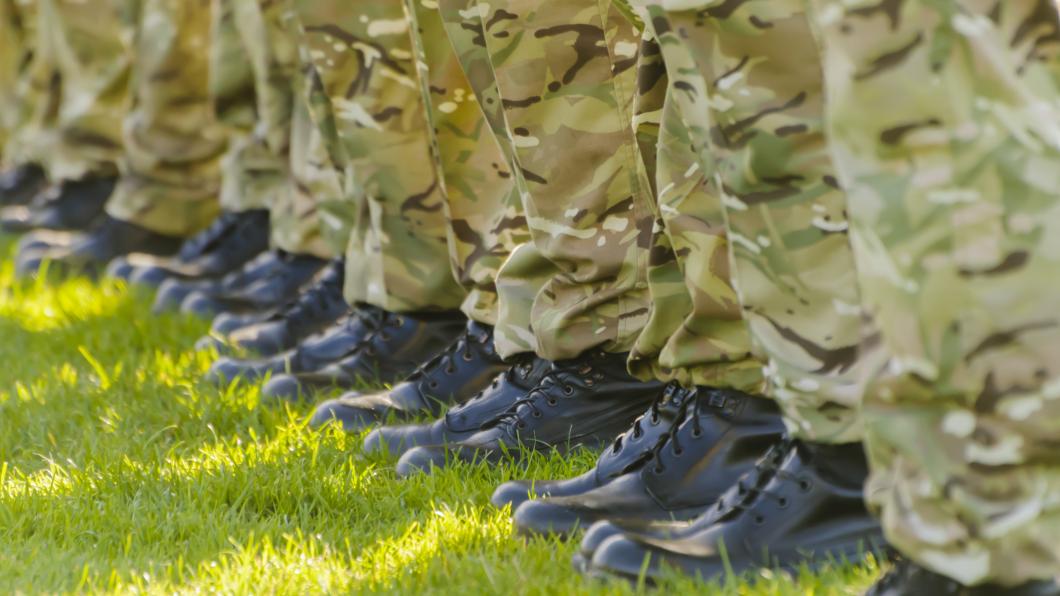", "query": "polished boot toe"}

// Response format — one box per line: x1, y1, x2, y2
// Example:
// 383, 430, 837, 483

393, 351, 666, 477
308, 392, 373, 432
0, 163, 46, 206
260, 374, 304, 403
587, 440, 884, 583
396, 445, 457, 477
205, 355, 287, 384
105, 256, 136, 281
29, 216, 183, 278
1, 176, 114, 233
